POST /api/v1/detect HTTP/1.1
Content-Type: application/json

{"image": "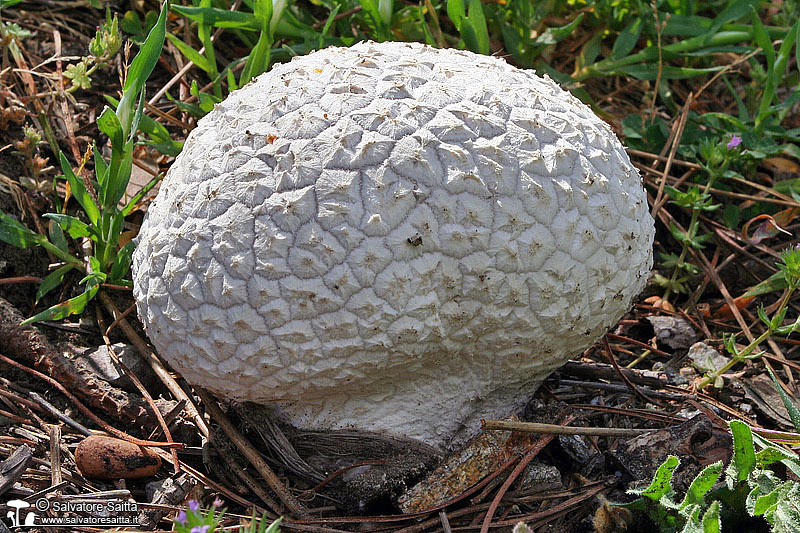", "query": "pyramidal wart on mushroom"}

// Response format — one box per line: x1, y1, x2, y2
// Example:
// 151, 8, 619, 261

132, 41, 655, 452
